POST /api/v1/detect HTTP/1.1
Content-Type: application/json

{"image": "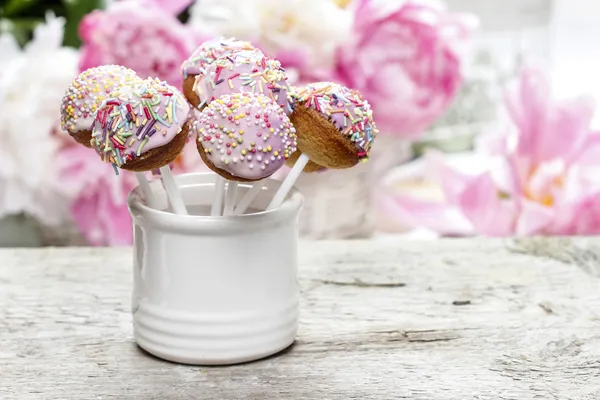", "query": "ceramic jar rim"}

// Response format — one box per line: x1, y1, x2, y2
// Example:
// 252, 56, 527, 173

126, 172, 303, 234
